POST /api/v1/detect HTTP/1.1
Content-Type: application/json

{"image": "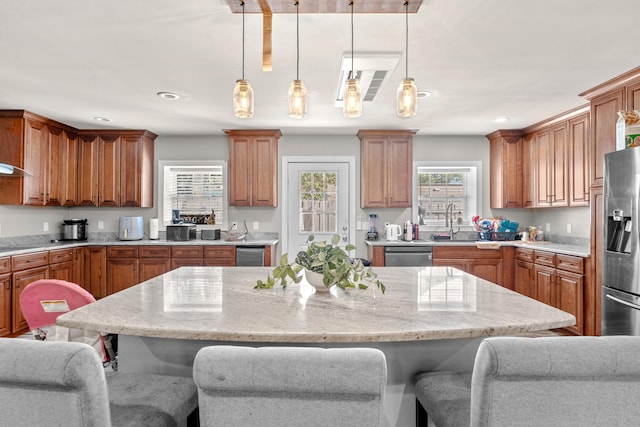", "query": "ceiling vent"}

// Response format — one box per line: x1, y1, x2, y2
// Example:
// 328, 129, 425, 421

334, 52, 401, 107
